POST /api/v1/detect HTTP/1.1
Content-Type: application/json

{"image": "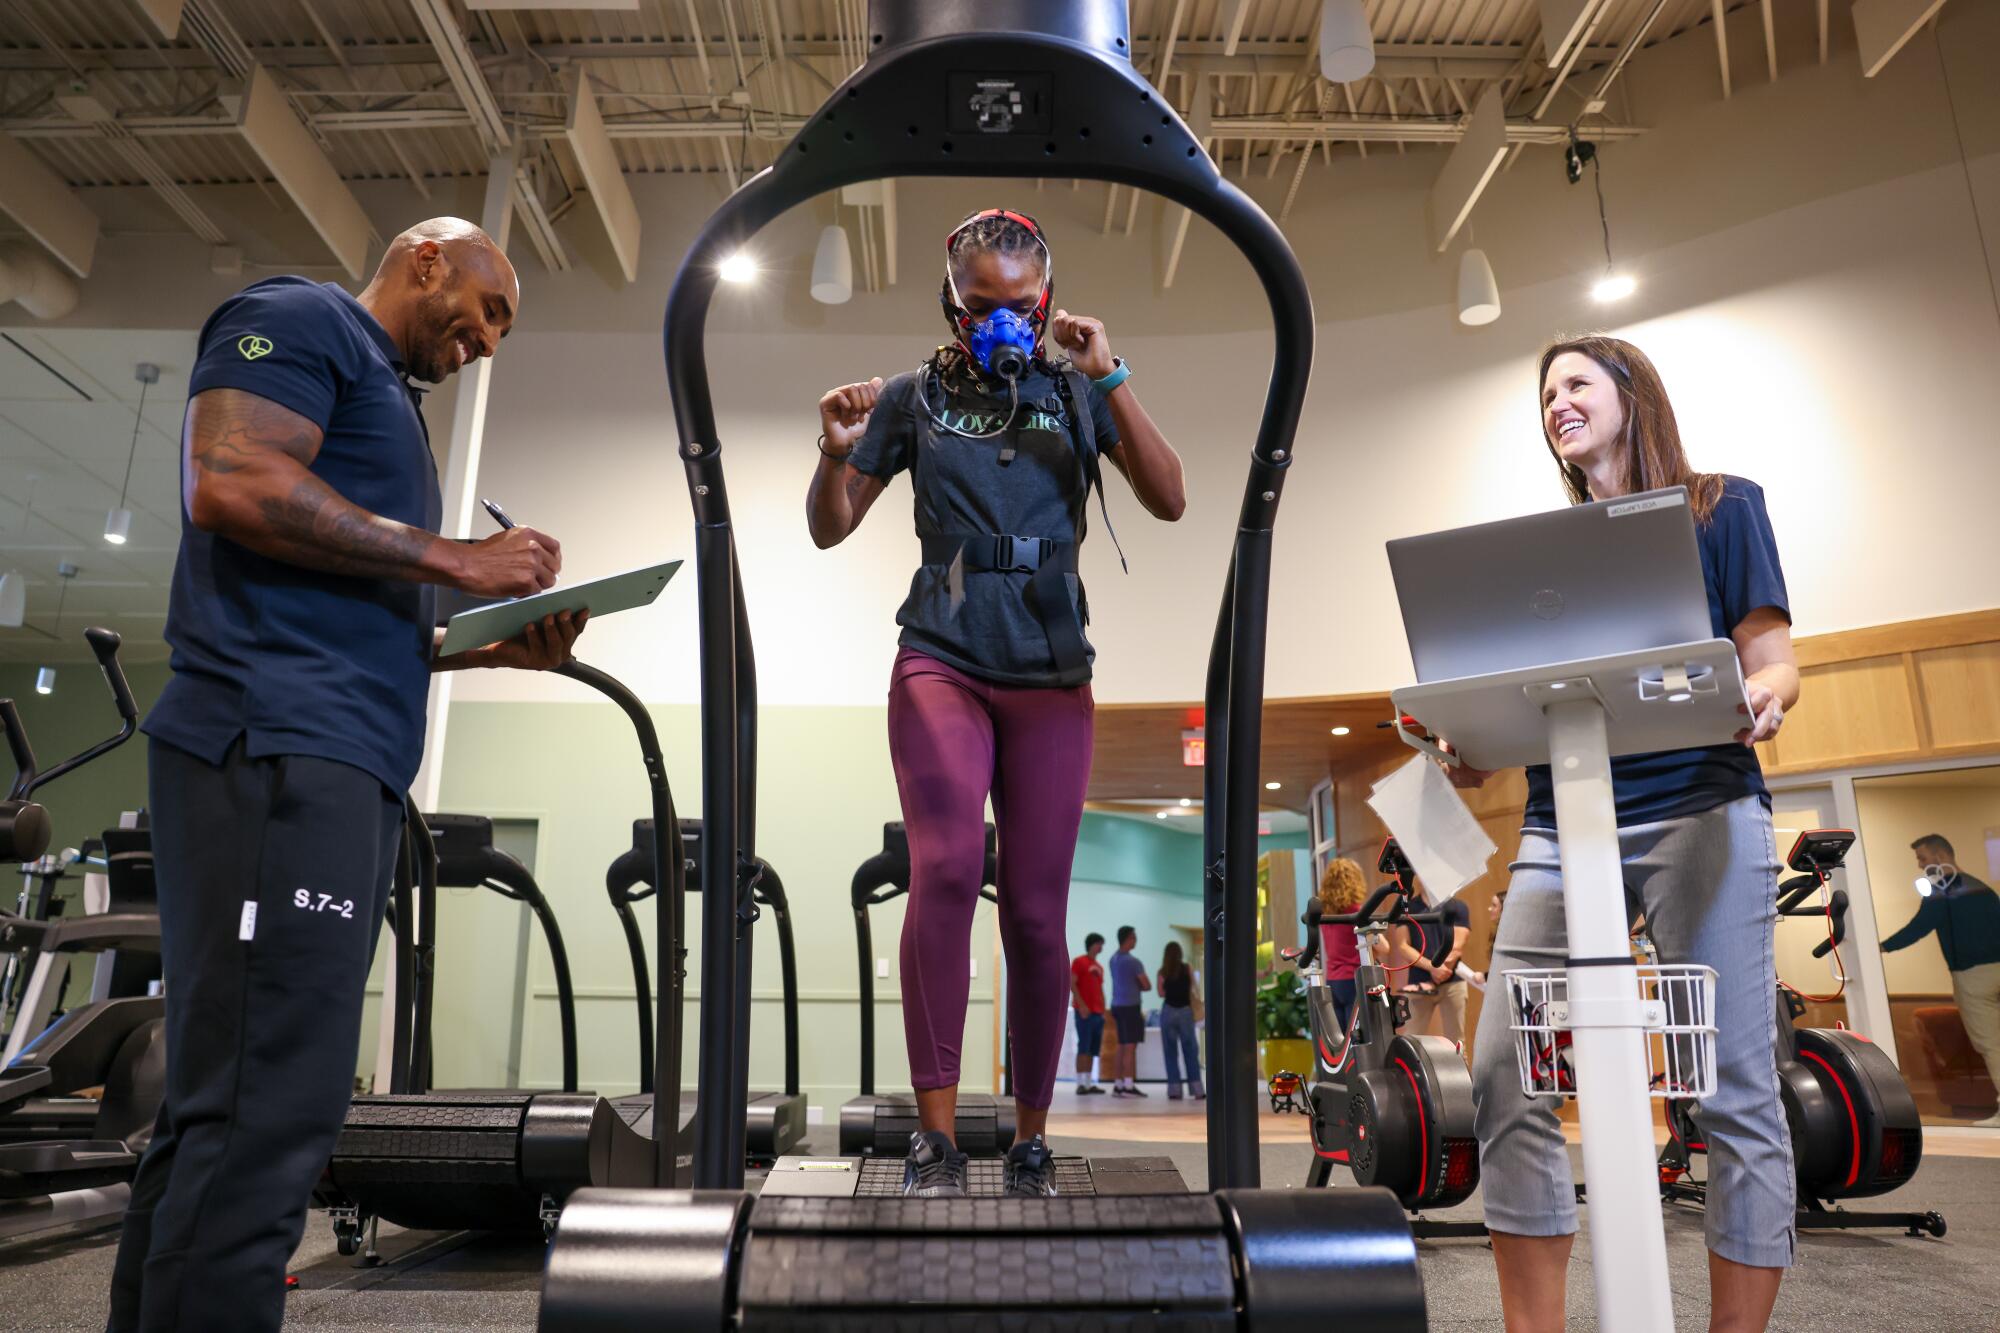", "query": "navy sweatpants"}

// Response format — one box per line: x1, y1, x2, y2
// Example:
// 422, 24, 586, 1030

107, 736, 403, 1332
